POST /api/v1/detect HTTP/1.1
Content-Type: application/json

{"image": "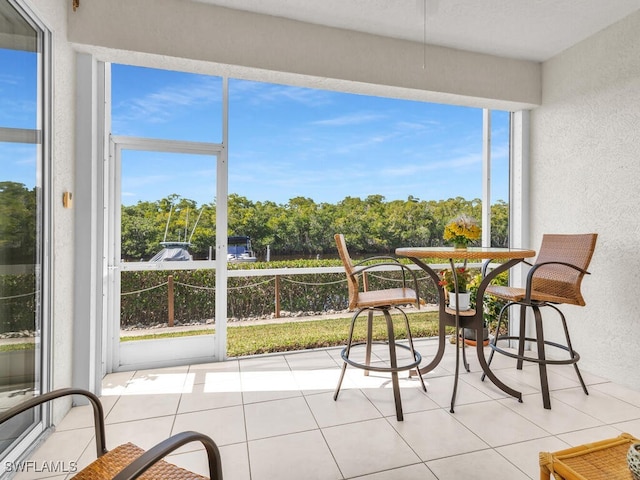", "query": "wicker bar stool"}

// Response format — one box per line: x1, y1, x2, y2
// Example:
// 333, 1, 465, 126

333, 234, 426, 421
482, 233, 597, 409
0, 388, 222, 479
